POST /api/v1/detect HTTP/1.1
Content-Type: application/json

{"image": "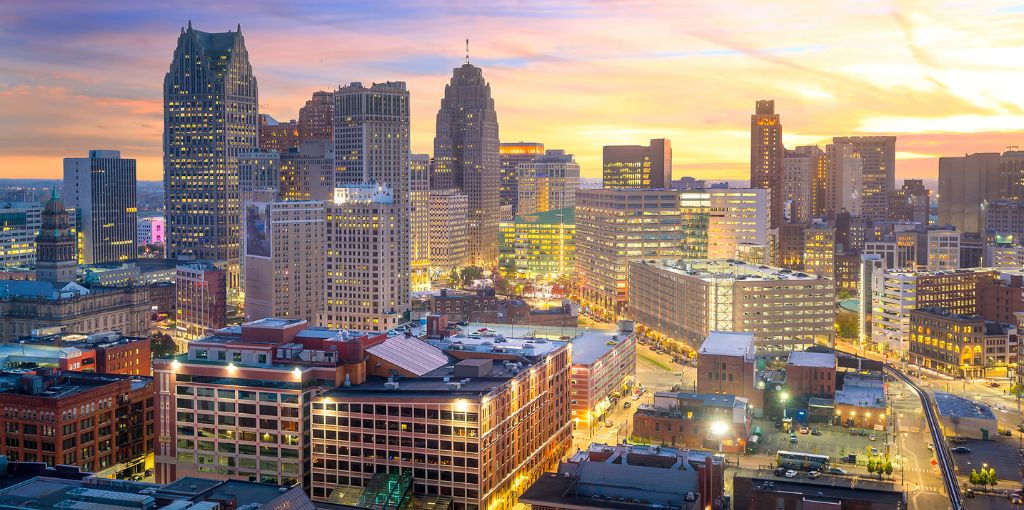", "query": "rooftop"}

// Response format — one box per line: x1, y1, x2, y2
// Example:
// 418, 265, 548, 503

424, 326, 569, 358
570, 329, 633, 366
697, 331, 755, 361
320, 375, 512, 400
834, 375, 885, 408
934, 392, 997, 420
787, 351, 837, 369
736, 468, 905, 505
365, 335, 448, 376
652, 392, 747, 411
638, 259, 824, 282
